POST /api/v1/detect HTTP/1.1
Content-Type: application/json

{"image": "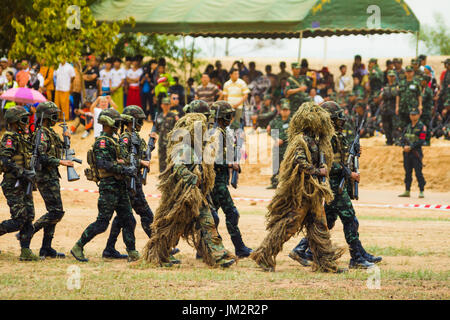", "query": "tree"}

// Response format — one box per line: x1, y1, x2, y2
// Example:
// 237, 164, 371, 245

9, 0, 133, 67
419, 13, 450, 55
